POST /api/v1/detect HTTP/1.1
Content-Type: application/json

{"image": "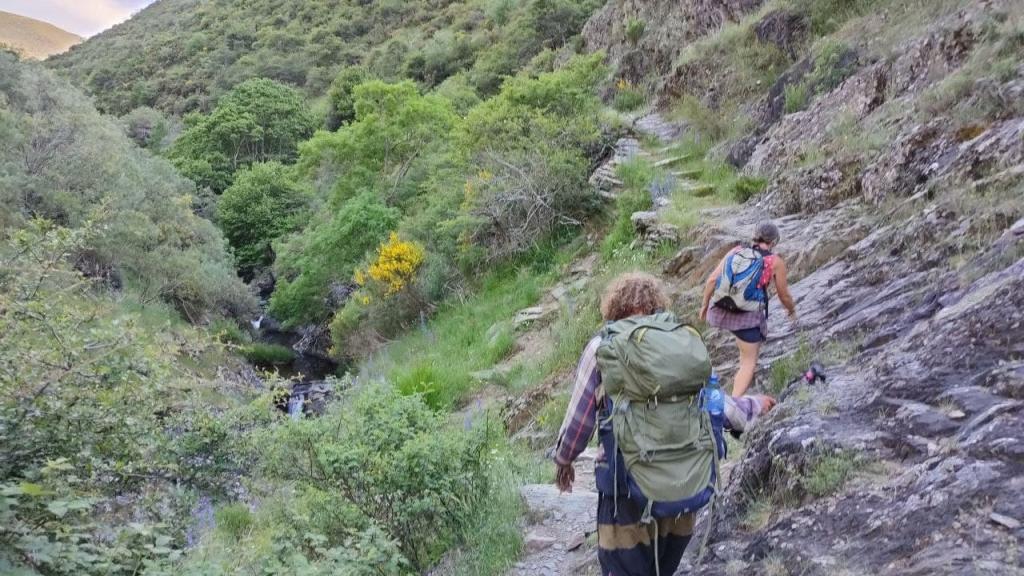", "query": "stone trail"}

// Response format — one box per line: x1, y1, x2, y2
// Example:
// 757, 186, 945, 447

508, 450, 600, 576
